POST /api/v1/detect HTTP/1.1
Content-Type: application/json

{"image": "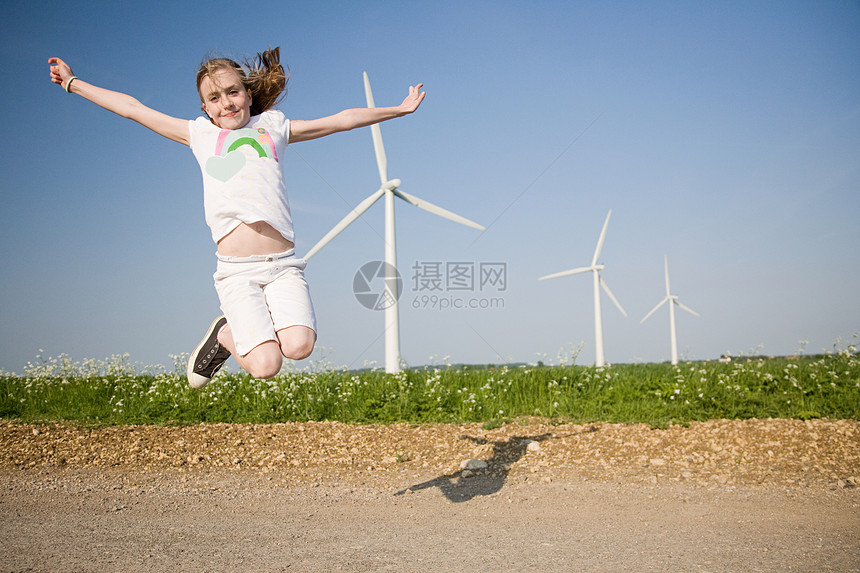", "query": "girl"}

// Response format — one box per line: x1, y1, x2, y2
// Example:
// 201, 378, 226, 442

49, 48, 425, 387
